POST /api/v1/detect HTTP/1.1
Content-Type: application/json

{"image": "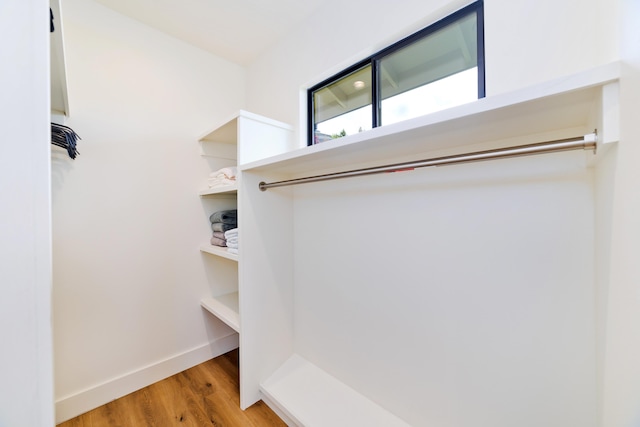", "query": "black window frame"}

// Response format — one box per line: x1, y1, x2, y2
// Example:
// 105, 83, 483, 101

307, 0, 485, 146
